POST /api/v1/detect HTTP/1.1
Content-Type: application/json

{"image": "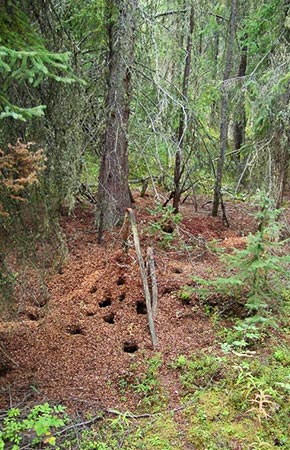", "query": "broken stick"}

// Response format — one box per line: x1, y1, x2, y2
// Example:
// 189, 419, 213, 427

147, 247, 158, 318
126, 208, 157, 349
